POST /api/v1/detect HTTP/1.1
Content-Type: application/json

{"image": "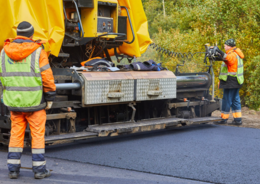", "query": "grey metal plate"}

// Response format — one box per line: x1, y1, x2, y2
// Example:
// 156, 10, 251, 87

43, 117, 221, 145
87, 117, 187, 136
45, 132, 97, 143
187, 117, 222, 125
85, 80, 134, 104
80, 72, 135, 105
128, 71, 177, 101
136, 78, 176, 101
